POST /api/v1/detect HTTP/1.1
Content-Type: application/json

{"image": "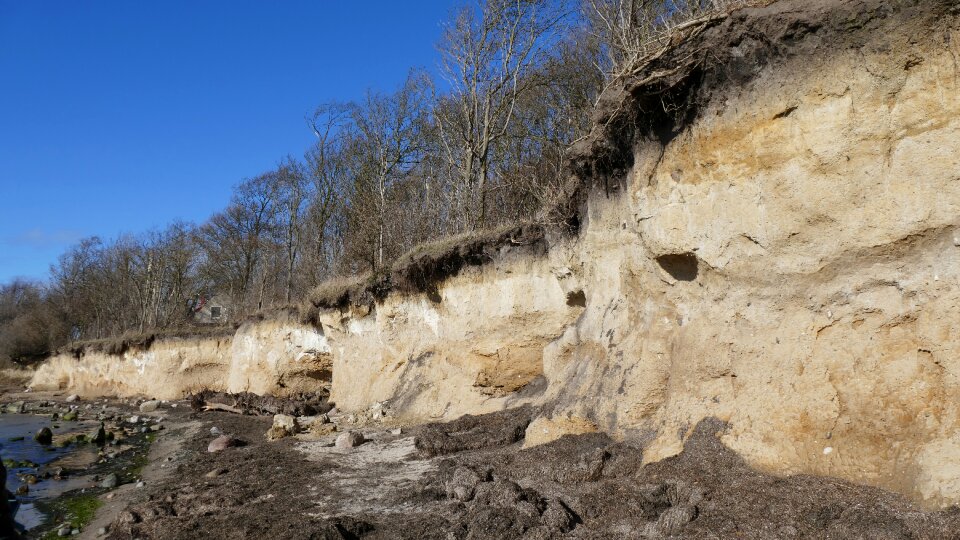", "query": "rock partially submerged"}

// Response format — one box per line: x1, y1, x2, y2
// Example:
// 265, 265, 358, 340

101, 473, 119, 489
34, 427, 53, 445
